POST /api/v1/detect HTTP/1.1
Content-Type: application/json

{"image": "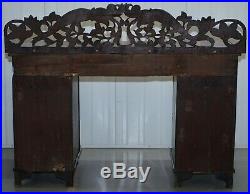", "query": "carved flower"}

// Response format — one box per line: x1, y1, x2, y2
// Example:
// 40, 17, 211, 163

6, 21, 33, 46
210, 21, 243, 46
42, 12, 61, 27
177, 12, 192, 27
23, 15, 40, 30
198, 16, 216, 34
63, 24, 92, 47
